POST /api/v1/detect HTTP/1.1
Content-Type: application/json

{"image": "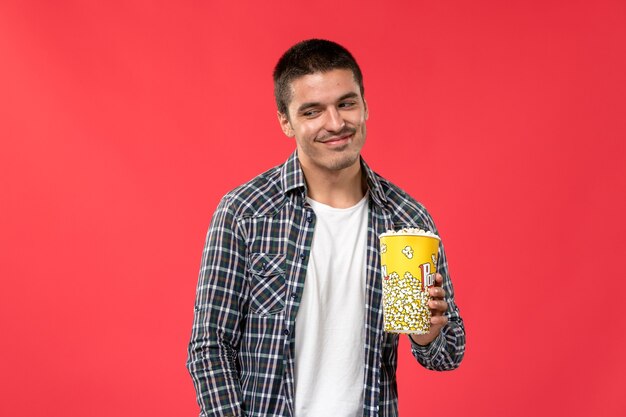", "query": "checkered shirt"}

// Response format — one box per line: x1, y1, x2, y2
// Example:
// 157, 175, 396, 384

187, 151, 465, 417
